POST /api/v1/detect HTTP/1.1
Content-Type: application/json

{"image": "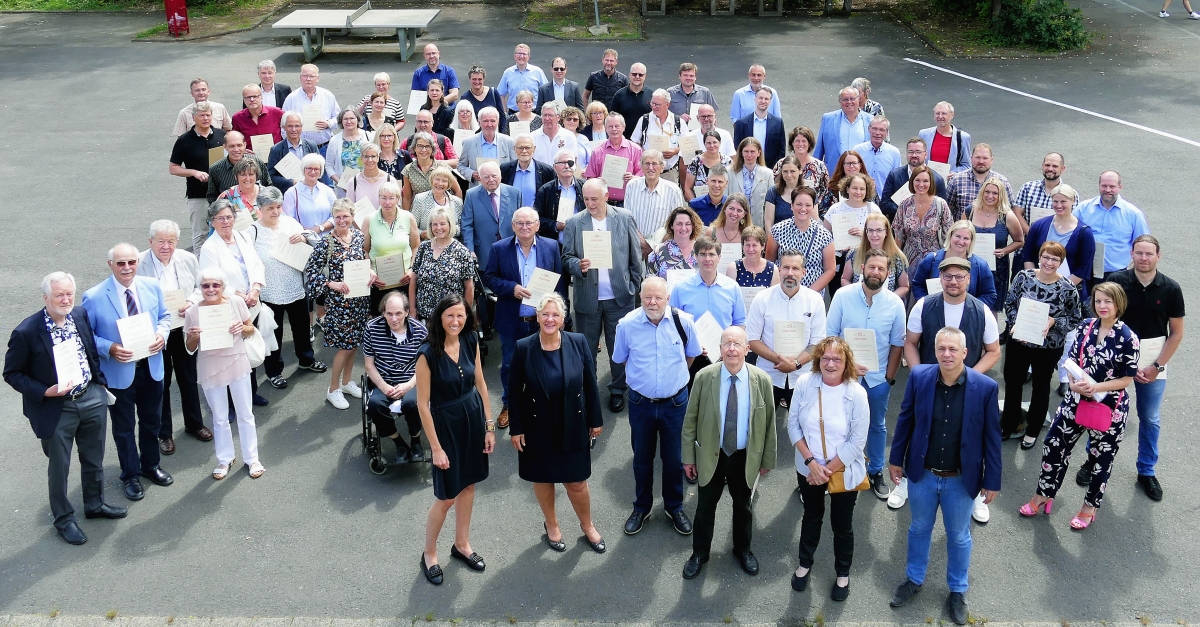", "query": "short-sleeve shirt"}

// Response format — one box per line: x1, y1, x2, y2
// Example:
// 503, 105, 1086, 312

412, 64, 460, 92
1108, 269, 1185, 341
170, 127, 227, 199
584, 69, 629, 107
362, 316, 428, 385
